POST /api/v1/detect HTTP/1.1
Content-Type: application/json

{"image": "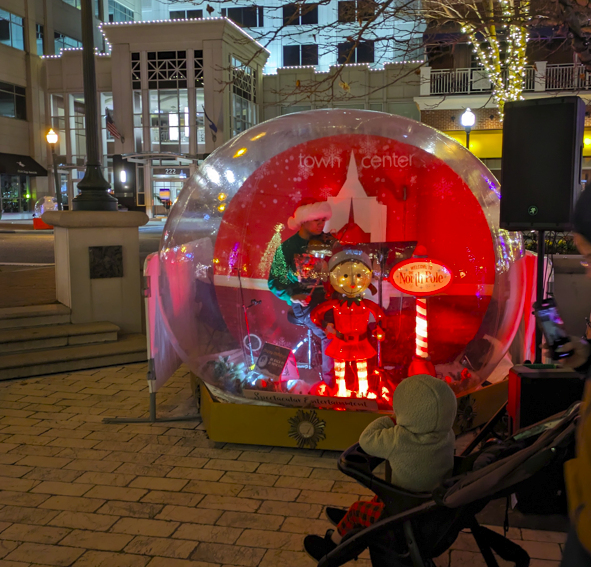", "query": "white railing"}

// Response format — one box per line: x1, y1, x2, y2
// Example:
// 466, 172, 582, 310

545, 63, 591, 91
427, 63, 588, 96
429, 66, 536, 95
